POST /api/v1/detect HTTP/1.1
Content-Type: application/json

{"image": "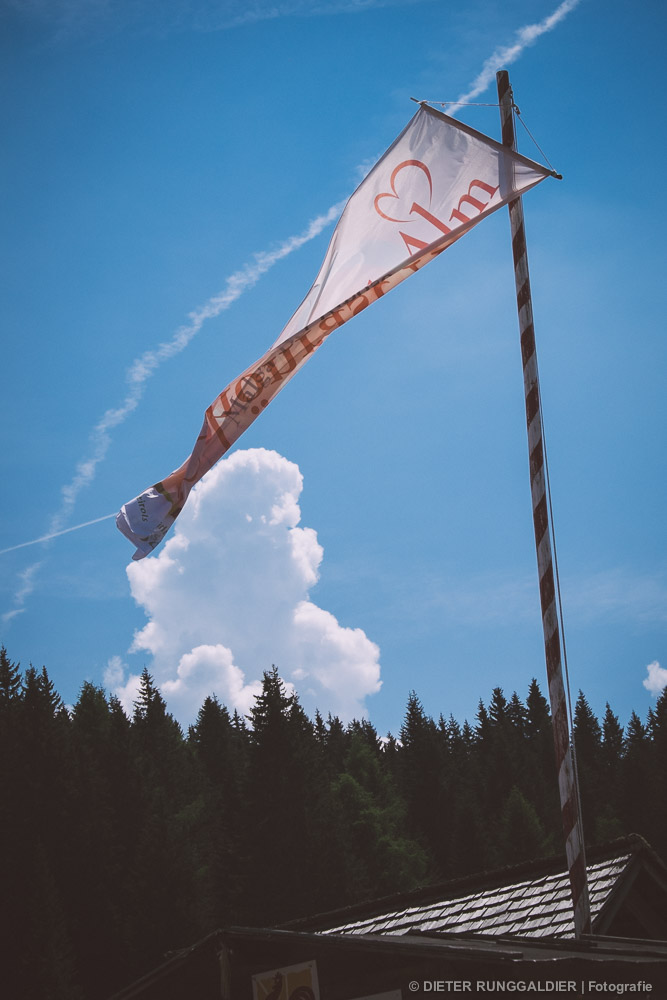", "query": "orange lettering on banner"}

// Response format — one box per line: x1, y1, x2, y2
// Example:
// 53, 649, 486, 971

449, 178, 499, 225
202, 401, 232, 450
209, 388, 233, 424
409, 200, 452, 236
213, 424, 232, 450
235, 372, 264, 403
374, 157, 500, 251
266, 345, 298, 382
374, 159, 433, 223
194, 167, 502, 478
371, 278, 392, 299
399, 231, 430, 256
350, 292, 370, 316
298, 327, 327, 356
318, 310, 346, 335
116, 107, 555, 561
